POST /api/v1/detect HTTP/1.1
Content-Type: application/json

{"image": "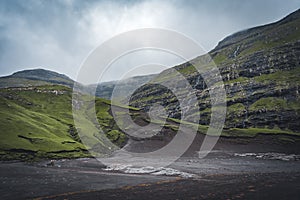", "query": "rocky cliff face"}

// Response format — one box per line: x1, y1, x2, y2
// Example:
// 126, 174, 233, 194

129, 9, 300, 134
